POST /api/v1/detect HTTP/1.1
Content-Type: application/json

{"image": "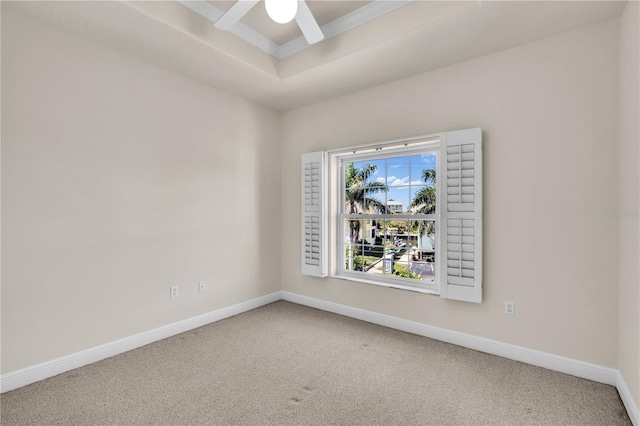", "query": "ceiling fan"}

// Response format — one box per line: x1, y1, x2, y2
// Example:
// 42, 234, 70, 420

214, 0, 325, 45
